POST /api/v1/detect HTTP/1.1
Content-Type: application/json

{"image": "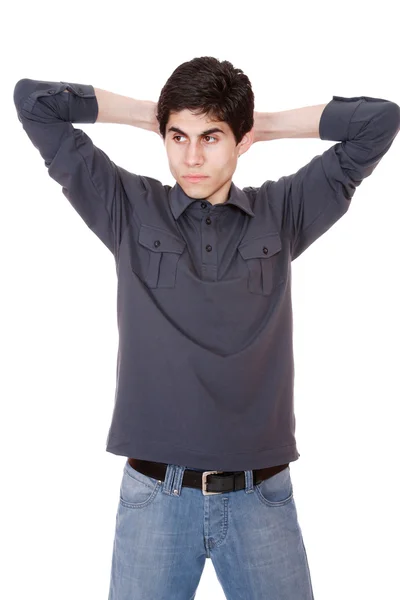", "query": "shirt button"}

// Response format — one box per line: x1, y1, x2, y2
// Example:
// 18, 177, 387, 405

201, 202, 207, 209
206, 244, 212, 252
154, 240, 161, 248
205, 217, 211, 225
48, 90, 55, 94
263, 247, 269, 254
